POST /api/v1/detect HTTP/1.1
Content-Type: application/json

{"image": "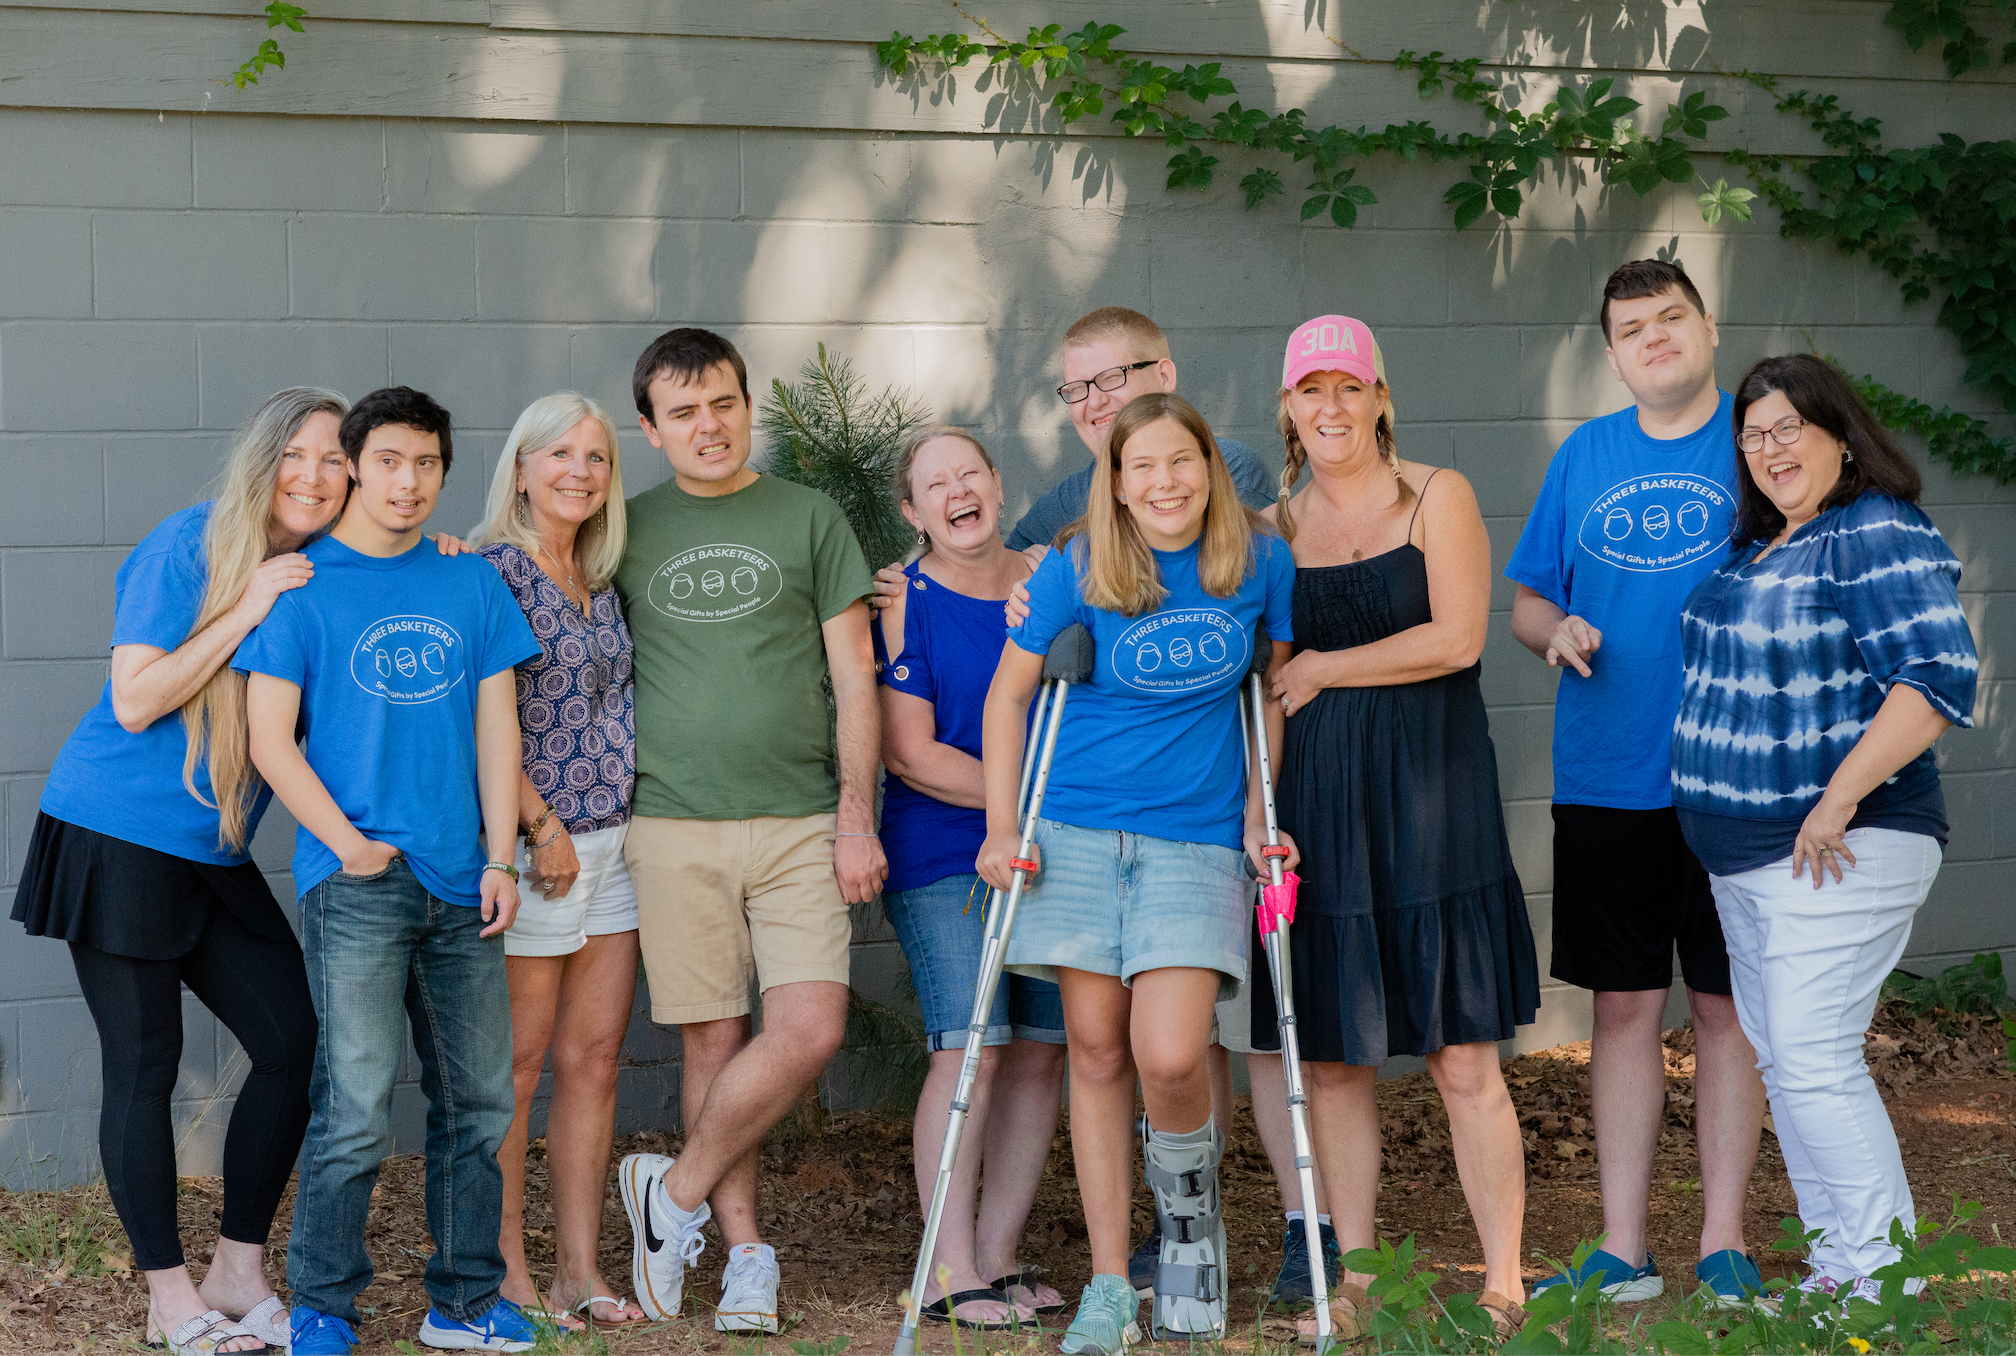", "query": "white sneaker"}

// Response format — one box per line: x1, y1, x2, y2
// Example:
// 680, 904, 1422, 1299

715, 1242, 781, 1333
619, 1152, 709, 1321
